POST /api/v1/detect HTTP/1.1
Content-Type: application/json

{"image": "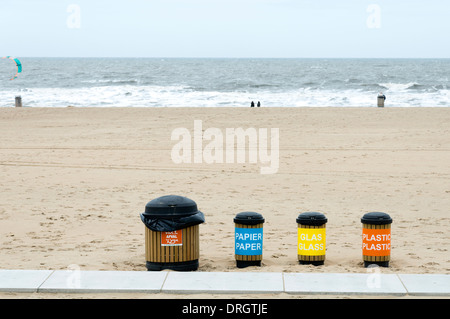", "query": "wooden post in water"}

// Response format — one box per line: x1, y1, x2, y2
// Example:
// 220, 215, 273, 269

15, 96, 22, 107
